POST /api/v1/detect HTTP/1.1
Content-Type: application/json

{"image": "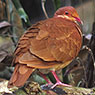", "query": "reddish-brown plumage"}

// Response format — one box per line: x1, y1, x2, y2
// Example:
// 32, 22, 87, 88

8, 6, 82, 88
